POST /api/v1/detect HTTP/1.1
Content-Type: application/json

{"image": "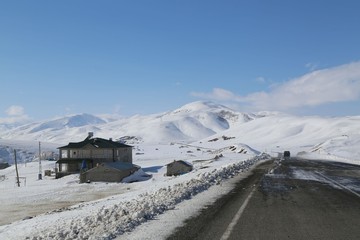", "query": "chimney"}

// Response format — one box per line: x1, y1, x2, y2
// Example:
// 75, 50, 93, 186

86, 132, 94, 140
109, 138, 112, 141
